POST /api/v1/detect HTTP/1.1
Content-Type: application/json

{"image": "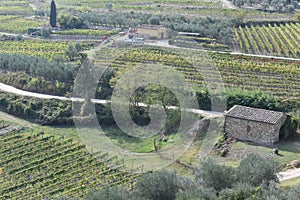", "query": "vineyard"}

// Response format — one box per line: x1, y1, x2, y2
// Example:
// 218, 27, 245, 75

95, 47, 300, 102
0, 127, 139, 199
0, 0, 32, 15
52, 29, 118, 36
0, 16, 46, 34
234, 22, 300, 58
28, 0, 292, 21
0, 40, 90, 61
0, 40, 69, 61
